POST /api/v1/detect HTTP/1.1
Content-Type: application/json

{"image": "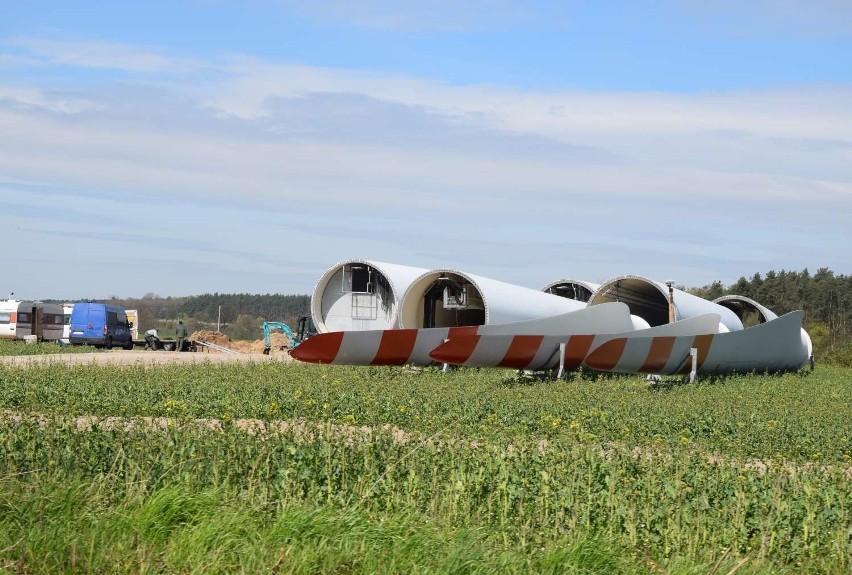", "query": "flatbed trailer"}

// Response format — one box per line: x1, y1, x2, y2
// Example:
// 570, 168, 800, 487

136, 338, 197, 352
